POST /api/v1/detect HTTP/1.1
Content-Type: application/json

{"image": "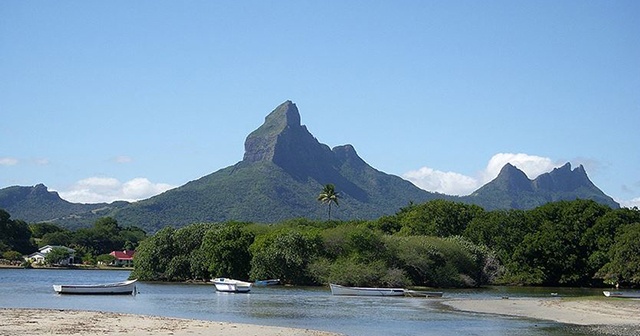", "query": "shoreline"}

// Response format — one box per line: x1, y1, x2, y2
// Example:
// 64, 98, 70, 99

442, 297, 640, 326
3, 298, 640, 335
0, 308, 343, 336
